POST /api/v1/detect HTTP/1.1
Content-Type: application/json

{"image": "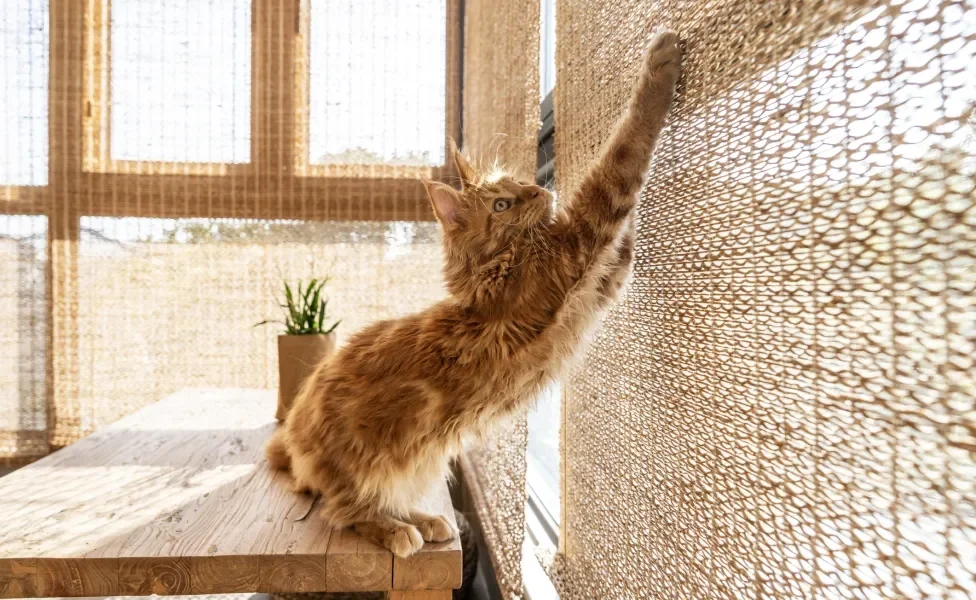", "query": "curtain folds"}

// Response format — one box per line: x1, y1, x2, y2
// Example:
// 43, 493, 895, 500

553, 0, 975, 598
459, 1, 540, 598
